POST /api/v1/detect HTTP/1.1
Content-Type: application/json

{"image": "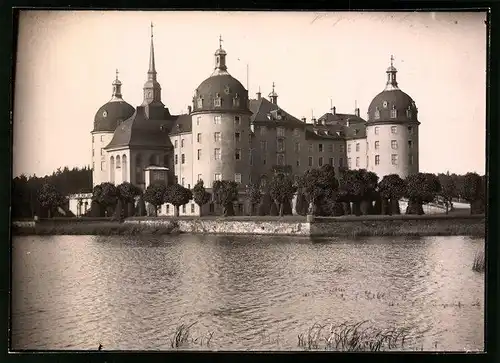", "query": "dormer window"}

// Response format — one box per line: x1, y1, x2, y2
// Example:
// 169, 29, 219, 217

390, 106, 397, 119
354, 129, 359, 135
233, 93, 240, 107
197, 96, 203, 108
383, 101, 388, 108
214, 93, 221, 107
375, 108, 380, 120
406, 107, 412, 118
